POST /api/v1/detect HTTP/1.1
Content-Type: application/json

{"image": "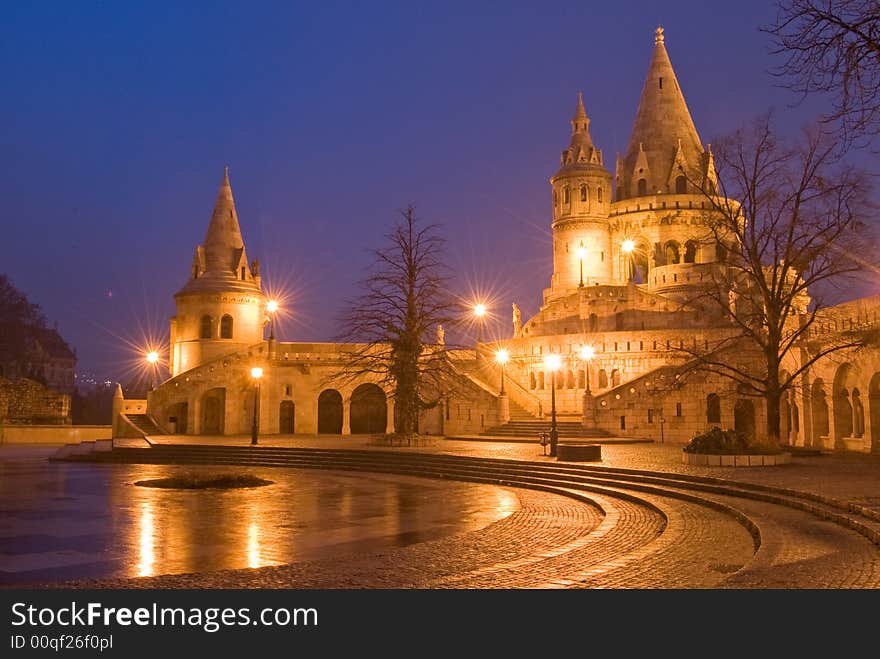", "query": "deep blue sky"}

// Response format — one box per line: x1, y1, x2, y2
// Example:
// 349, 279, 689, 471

1, 1, 869, 382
